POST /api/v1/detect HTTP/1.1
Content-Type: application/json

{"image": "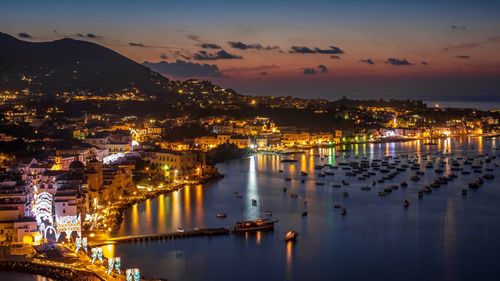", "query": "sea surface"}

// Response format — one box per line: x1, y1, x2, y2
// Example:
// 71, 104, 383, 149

104, 137, 499, 281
